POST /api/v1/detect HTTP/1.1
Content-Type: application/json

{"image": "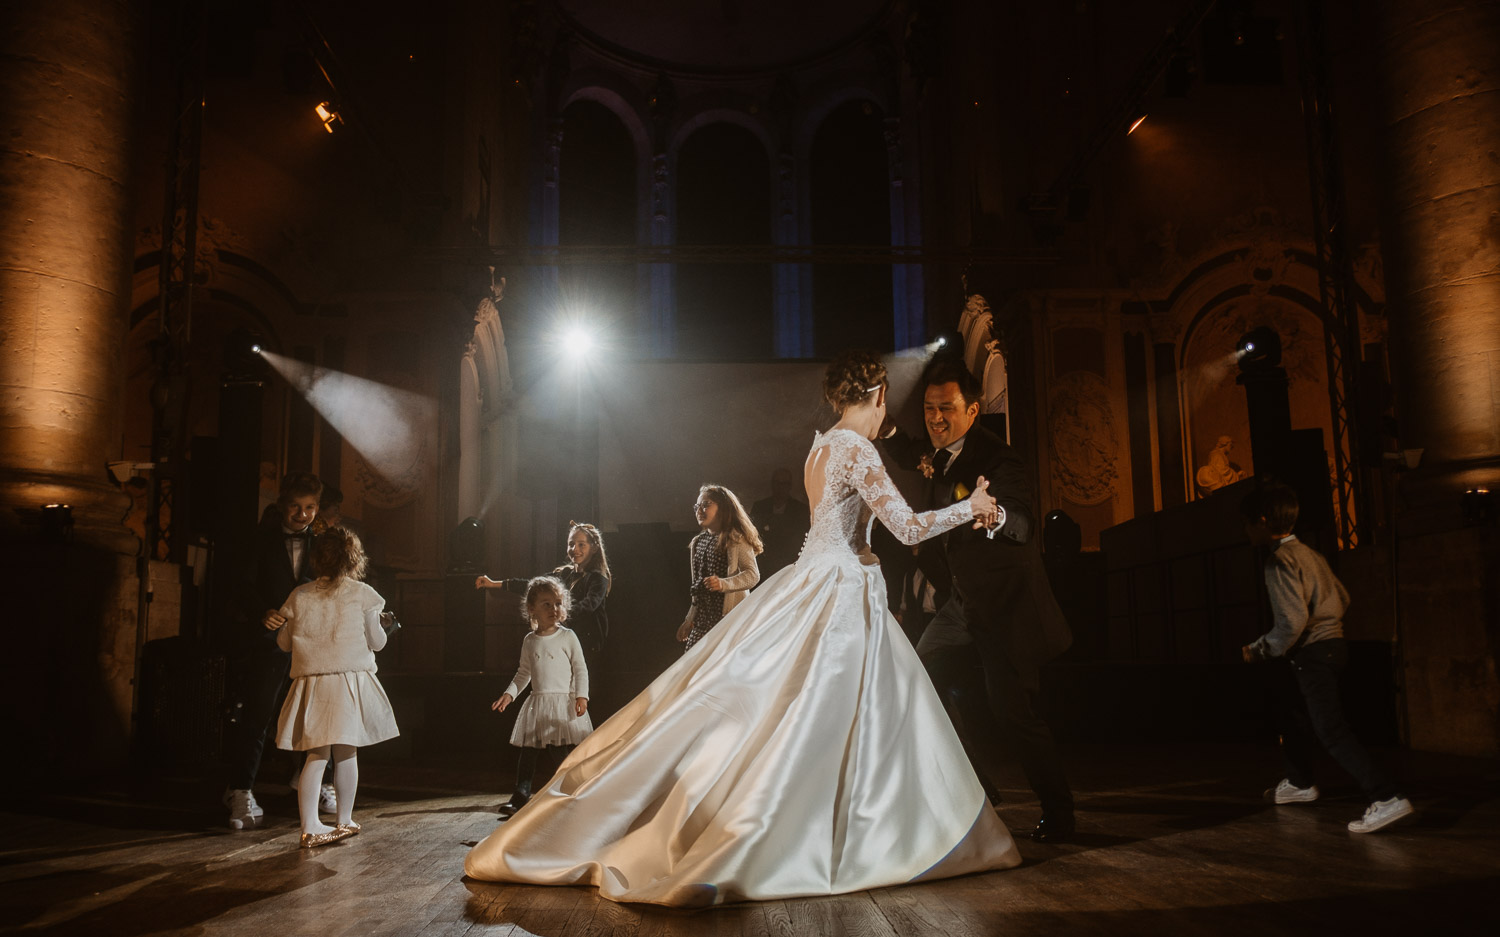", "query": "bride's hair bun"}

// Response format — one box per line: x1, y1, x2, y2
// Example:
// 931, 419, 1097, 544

823, 349, 887, 413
